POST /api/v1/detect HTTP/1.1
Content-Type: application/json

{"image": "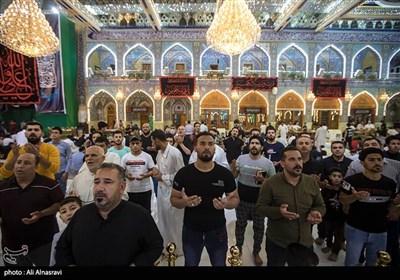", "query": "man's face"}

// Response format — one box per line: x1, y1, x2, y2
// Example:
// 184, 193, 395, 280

388, 139, 400, 154
85, 146, 104, 173
113, 133, 124, 145
25, 125, 42, 144
296, 136, 312, 155
231, 128, 239, 138
129, 141, 142, 154
177, 126, 185, 136
331, 143, 345, 158
93, 168, 125, 211
194, 123, 200, 132
95, 141, 108, 154
249, 139, 262, 156
361, 153, 383, 173
50, 129, 61, 141
363, 139, 380, 149
14, 153, 36, 179
152, 137, 161, 150
281, 150, 303, 177
142, 123, 151, 135
92, 133, 101, 143
266, 130, 276, 141
195, 135, 215, 162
